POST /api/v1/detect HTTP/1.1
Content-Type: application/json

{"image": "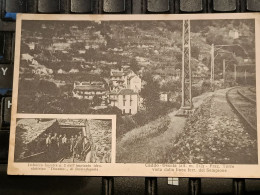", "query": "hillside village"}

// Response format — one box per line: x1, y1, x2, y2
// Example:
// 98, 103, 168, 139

72, 66, 142, 114
18, 20, 255, 116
